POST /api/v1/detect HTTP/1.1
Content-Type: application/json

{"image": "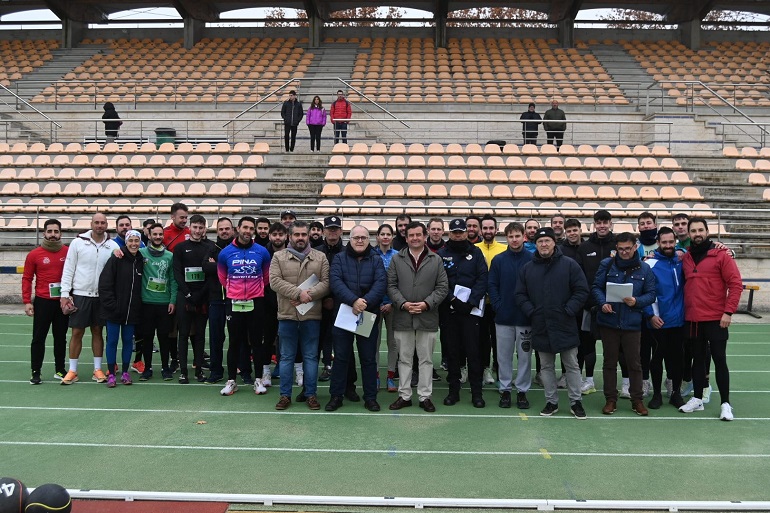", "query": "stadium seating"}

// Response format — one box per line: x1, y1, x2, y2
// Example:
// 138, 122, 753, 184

0, 40, 57, 86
